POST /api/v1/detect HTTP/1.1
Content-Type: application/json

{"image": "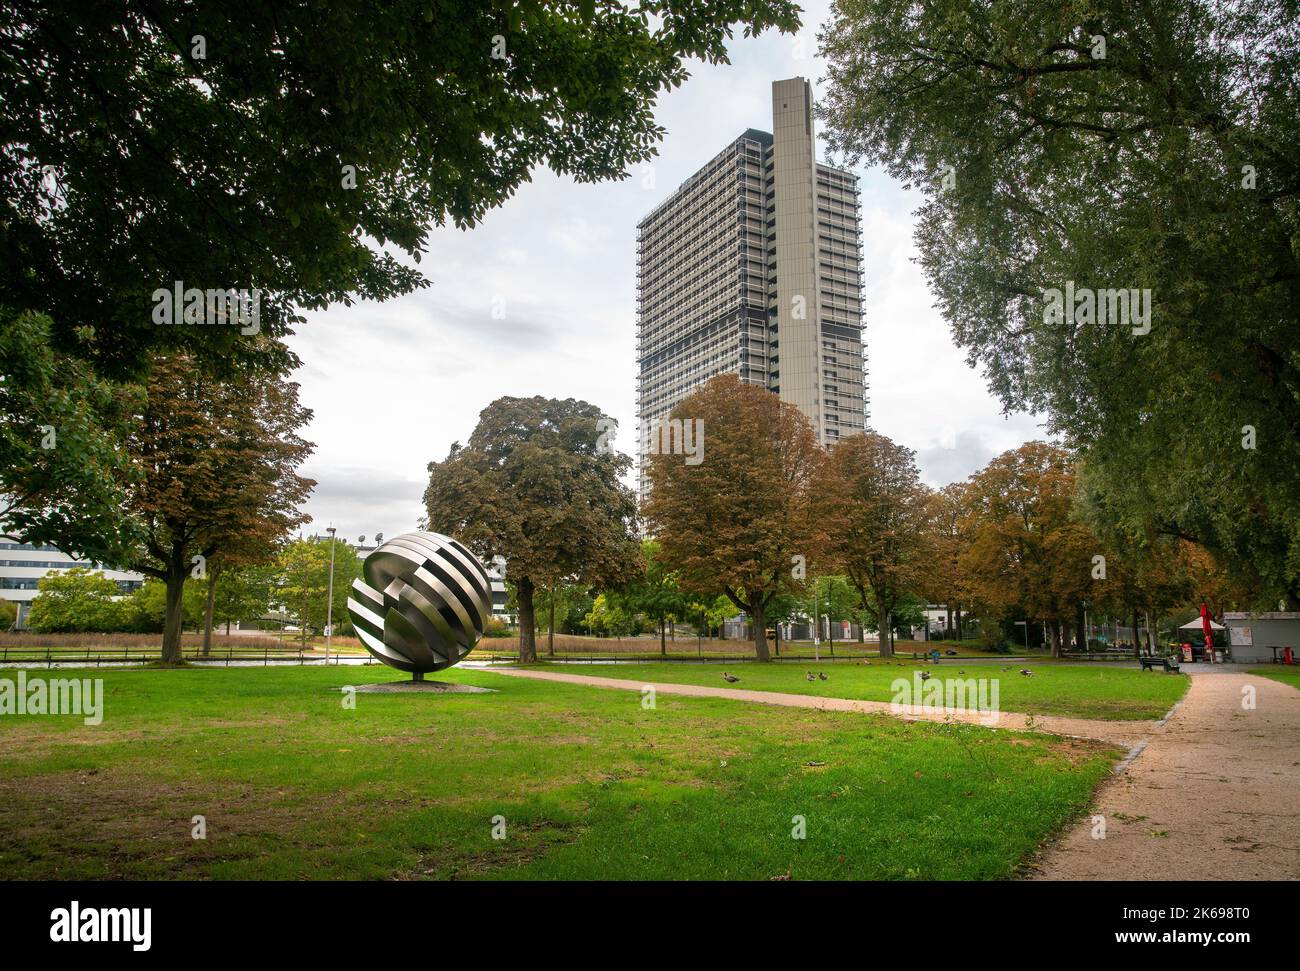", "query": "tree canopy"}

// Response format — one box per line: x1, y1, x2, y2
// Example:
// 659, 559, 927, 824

1, 0, 800, 377
424, 395, 641, 663
958, 442, 1095, 656
0, 309, 140, 563
274, 536, 363, 646
618, 538, 688, 655
819, 0, 1300, 605
123, 352, 315, 661
809, 431, 930, 657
